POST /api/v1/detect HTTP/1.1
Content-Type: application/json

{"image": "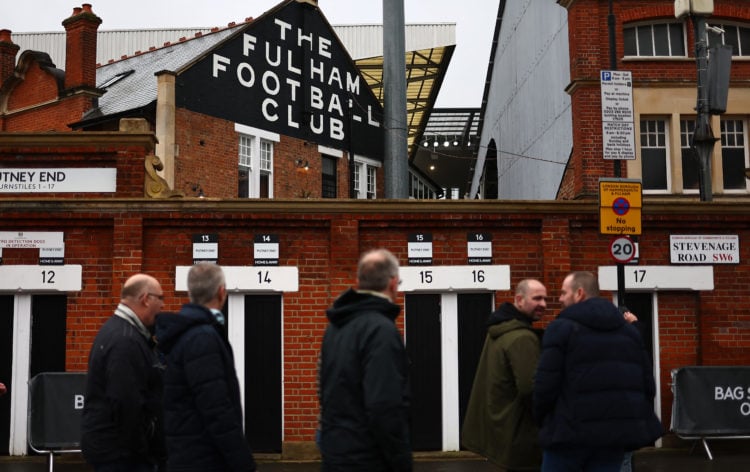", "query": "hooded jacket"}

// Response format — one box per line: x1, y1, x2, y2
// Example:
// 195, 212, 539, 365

319, 288, 412, 471
155, 304, 256, 472
533, 297, 664, 451
461, 302, 543, 470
